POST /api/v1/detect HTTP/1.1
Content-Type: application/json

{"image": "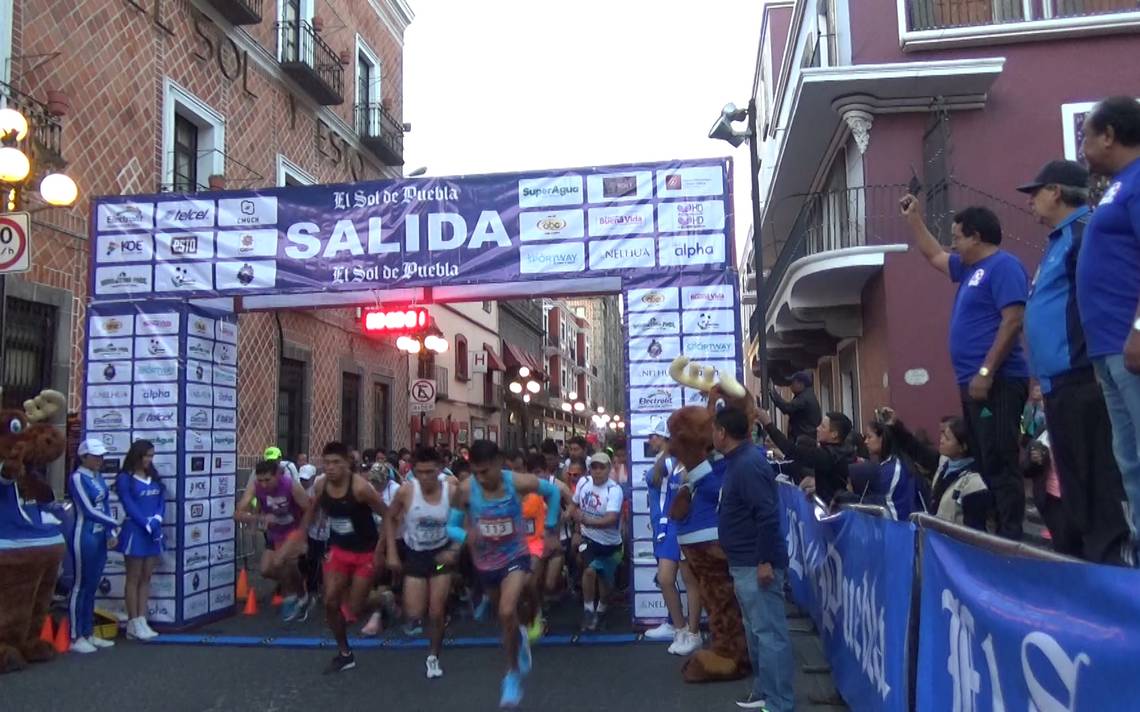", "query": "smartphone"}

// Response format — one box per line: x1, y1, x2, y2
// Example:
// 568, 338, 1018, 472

908, 167, 922, 197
